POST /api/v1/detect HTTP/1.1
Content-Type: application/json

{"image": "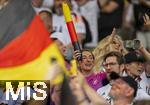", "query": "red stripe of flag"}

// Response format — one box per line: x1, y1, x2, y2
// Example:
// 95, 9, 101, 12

0, 15, 52, 67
